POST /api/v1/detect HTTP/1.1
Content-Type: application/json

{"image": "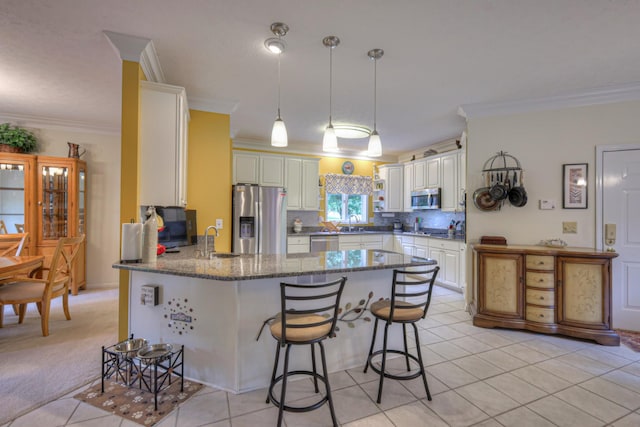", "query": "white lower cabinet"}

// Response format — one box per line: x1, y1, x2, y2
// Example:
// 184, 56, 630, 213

394, 234, 464, 290
339, 234, 384, 250
287, 235, 310, 254
428, 238, 461, 289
